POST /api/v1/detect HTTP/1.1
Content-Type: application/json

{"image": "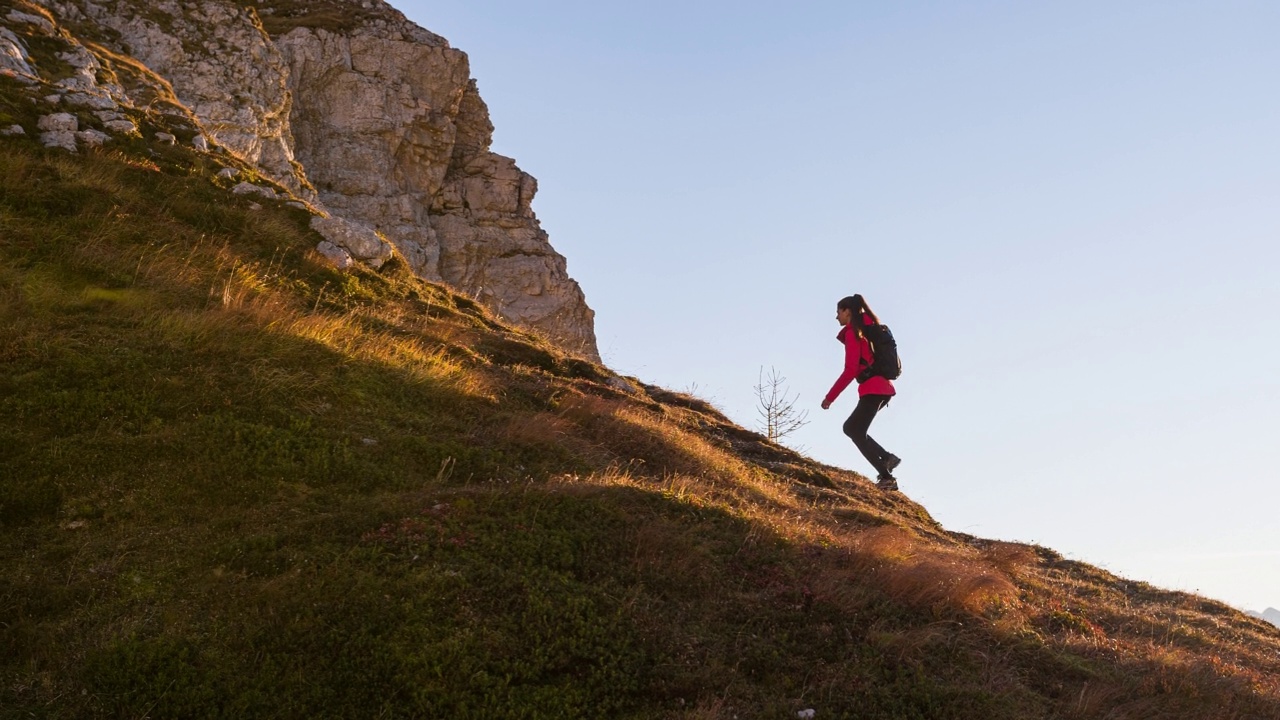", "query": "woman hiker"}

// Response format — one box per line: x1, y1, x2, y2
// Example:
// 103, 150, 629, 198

820, 294, 902, 491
